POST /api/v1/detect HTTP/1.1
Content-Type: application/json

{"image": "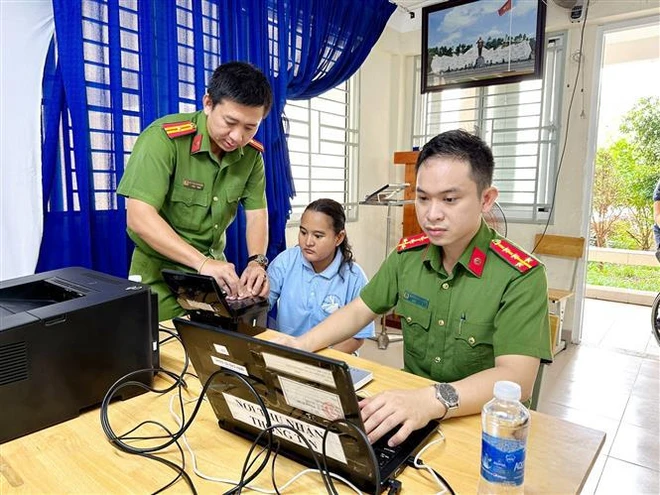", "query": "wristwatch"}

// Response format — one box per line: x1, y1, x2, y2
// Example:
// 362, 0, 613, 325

433, 383, 459, 420
247, 254, 269, 269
